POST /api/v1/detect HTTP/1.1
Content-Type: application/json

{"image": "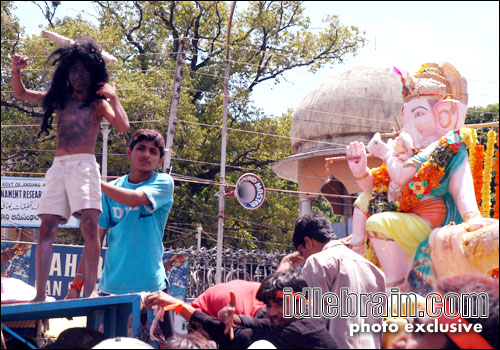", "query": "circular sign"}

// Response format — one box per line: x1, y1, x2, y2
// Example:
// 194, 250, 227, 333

235, 173, 266, 210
